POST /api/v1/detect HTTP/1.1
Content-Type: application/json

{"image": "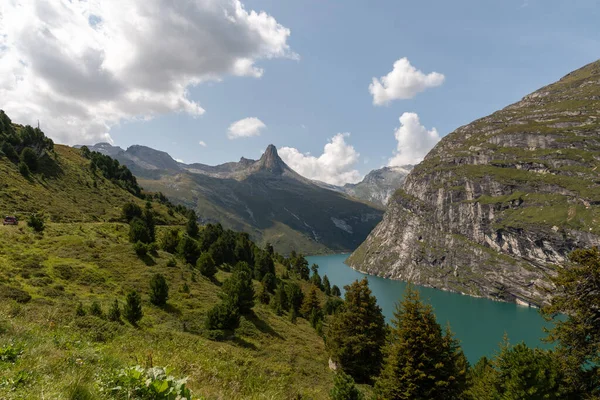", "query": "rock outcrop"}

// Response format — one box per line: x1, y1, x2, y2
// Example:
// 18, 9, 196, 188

347, 60, 600, 306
